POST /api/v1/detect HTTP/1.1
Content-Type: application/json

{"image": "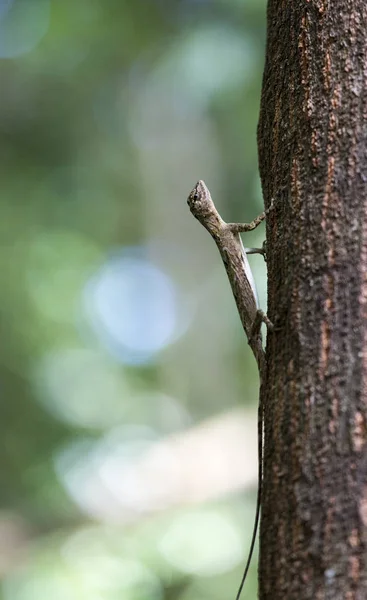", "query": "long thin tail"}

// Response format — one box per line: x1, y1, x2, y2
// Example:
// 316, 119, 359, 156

234, 397, 263, 600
